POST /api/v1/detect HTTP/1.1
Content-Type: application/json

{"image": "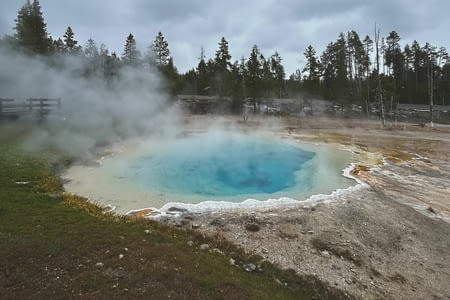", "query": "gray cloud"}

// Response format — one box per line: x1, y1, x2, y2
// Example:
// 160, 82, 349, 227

1, 0, 450, 75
